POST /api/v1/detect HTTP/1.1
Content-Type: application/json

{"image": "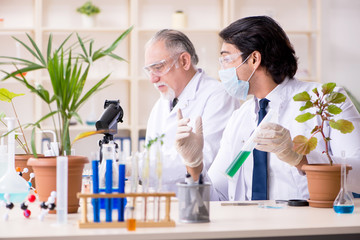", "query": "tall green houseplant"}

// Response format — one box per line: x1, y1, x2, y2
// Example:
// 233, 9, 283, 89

0, 27, 132, 156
